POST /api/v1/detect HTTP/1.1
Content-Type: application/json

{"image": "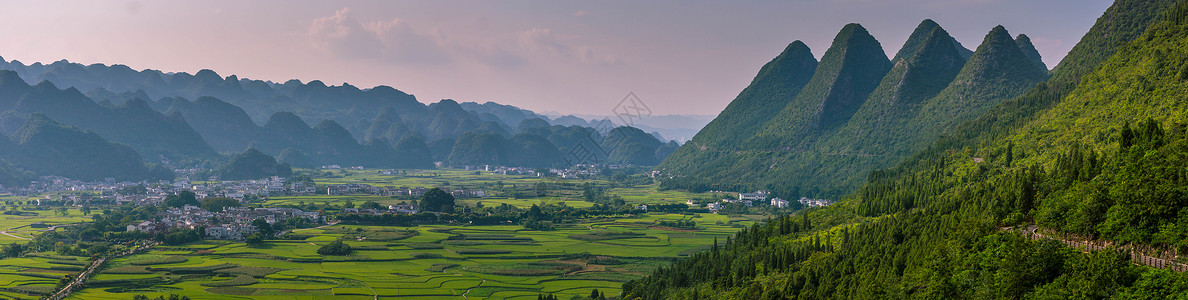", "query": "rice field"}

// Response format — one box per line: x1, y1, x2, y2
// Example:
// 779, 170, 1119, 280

69, 214, 747, 299
0, 168, 759, 299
